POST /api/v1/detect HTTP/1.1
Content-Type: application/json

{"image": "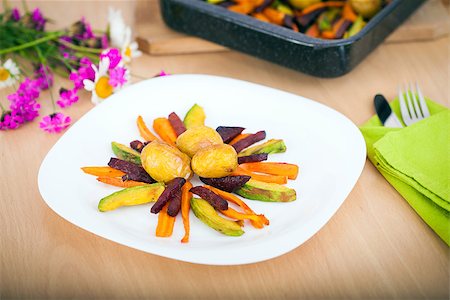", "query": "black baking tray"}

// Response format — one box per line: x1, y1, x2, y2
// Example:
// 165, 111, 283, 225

160, 0, 425, 78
